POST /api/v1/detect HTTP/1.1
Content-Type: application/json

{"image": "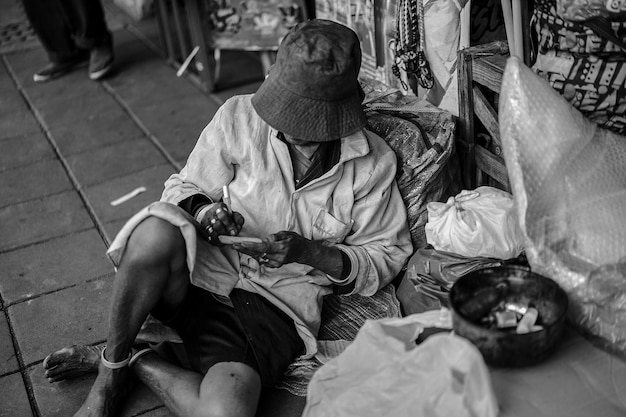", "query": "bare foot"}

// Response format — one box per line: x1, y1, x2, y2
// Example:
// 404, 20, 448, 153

43, 345, 102, 382
73, 361, 134, 417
